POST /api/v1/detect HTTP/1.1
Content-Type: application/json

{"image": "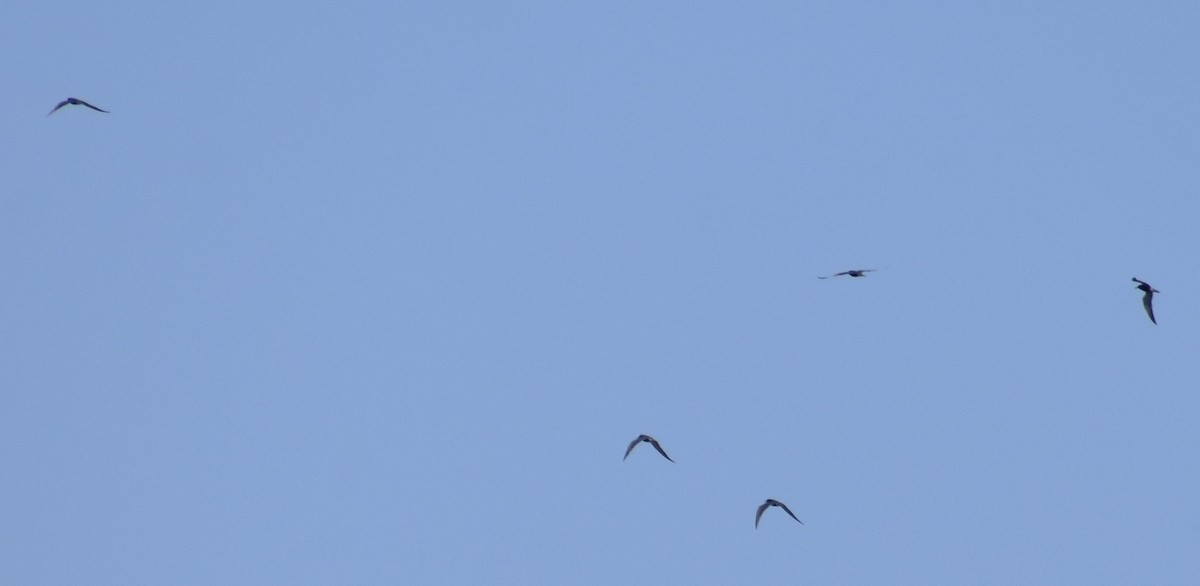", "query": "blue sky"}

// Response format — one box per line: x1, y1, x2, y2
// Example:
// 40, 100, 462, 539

4, 1, 1199, 583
